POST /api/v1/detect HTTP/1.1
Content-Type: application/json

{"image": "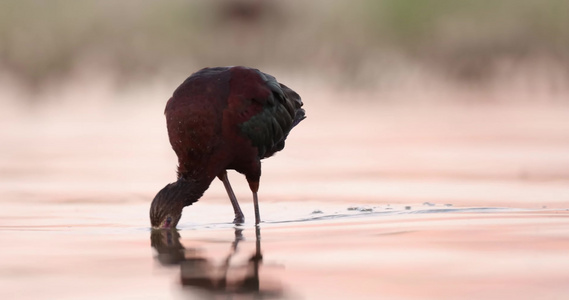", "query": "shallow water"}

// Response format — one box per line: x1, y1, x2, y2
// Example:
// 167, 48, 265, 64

2, 99, 569, 299
2, 199, 569, 300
